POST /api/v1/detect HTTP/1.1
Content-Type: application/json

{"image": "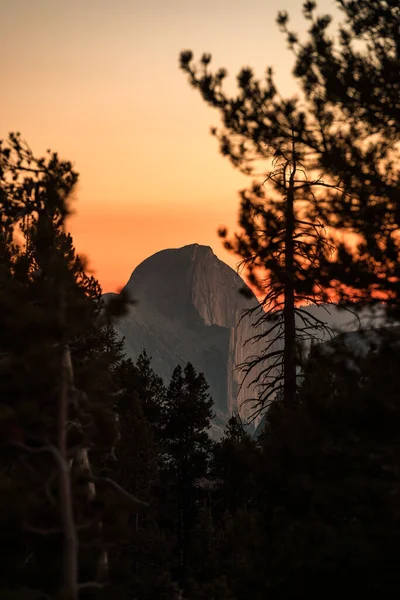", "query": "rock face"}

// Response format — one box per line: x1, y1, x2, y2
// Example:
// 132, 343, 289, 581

104, 244, 389, 435
104, 244, 264, 433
